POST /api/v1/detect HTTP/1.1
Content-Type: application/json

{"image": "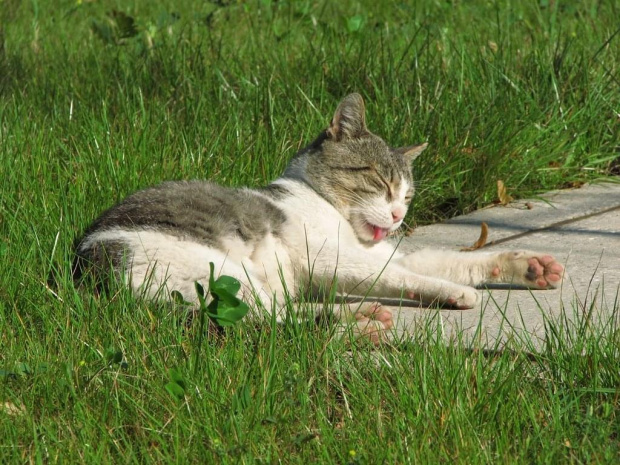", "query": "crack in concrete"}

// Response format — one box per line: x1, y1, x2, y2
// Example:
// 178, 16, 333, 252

483, 204, 620, 249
